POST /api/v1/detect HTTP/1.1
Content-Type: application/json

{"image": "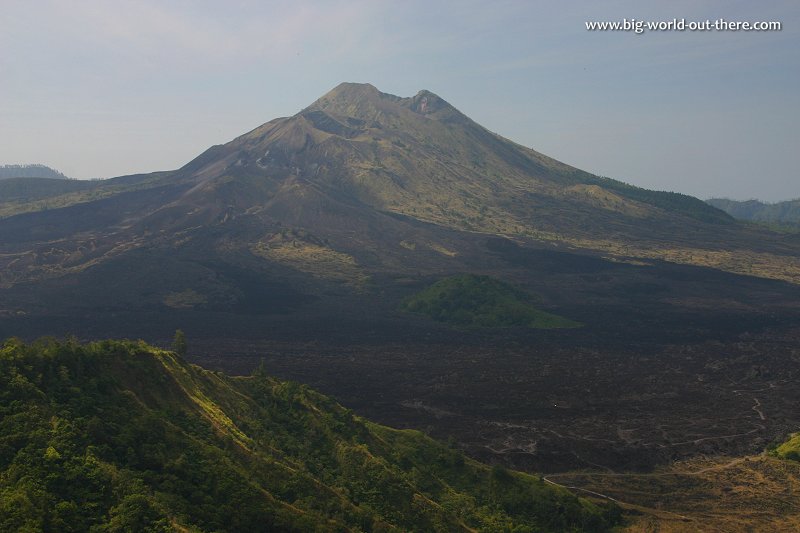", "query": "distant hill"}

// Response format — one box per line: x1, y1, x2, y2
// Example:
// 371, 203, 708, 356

0, 338, 618, 532
707, 197, 800, 228
0, 164, 70, 180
